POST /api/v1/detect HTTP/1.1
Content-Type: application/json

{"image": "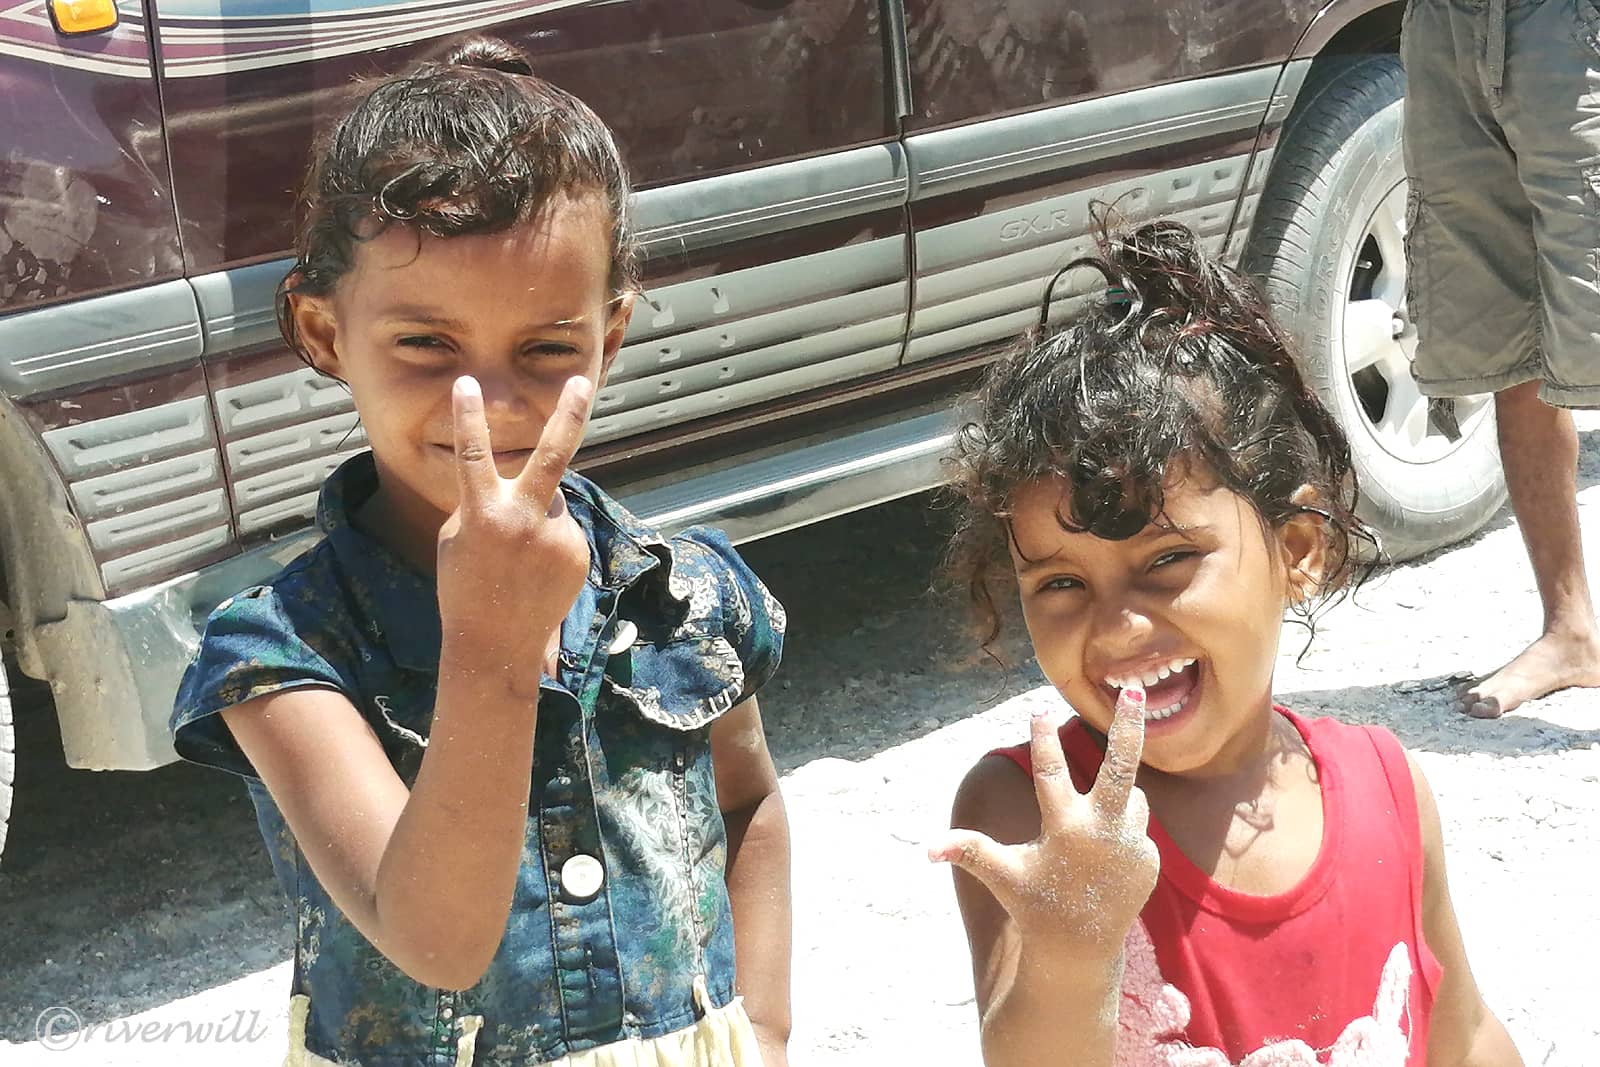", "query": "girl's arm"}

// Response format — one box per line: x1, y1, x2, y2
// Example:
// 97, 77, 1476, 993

1405, 753, 1524, 1067
936, 693, 1159, 1067
948, 755, 1125, 1067
713, 697, 792, 1066
223, 659, 541, 990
